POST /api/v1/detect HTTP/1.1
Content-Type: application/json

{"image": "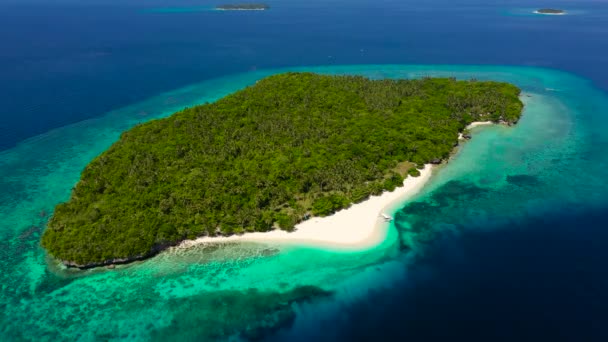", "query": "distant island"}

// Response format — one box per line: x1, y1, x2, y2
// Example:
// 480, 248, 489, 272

41, 73, 523, 268
535, 8, 565, 15
216, 3, 270, 10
